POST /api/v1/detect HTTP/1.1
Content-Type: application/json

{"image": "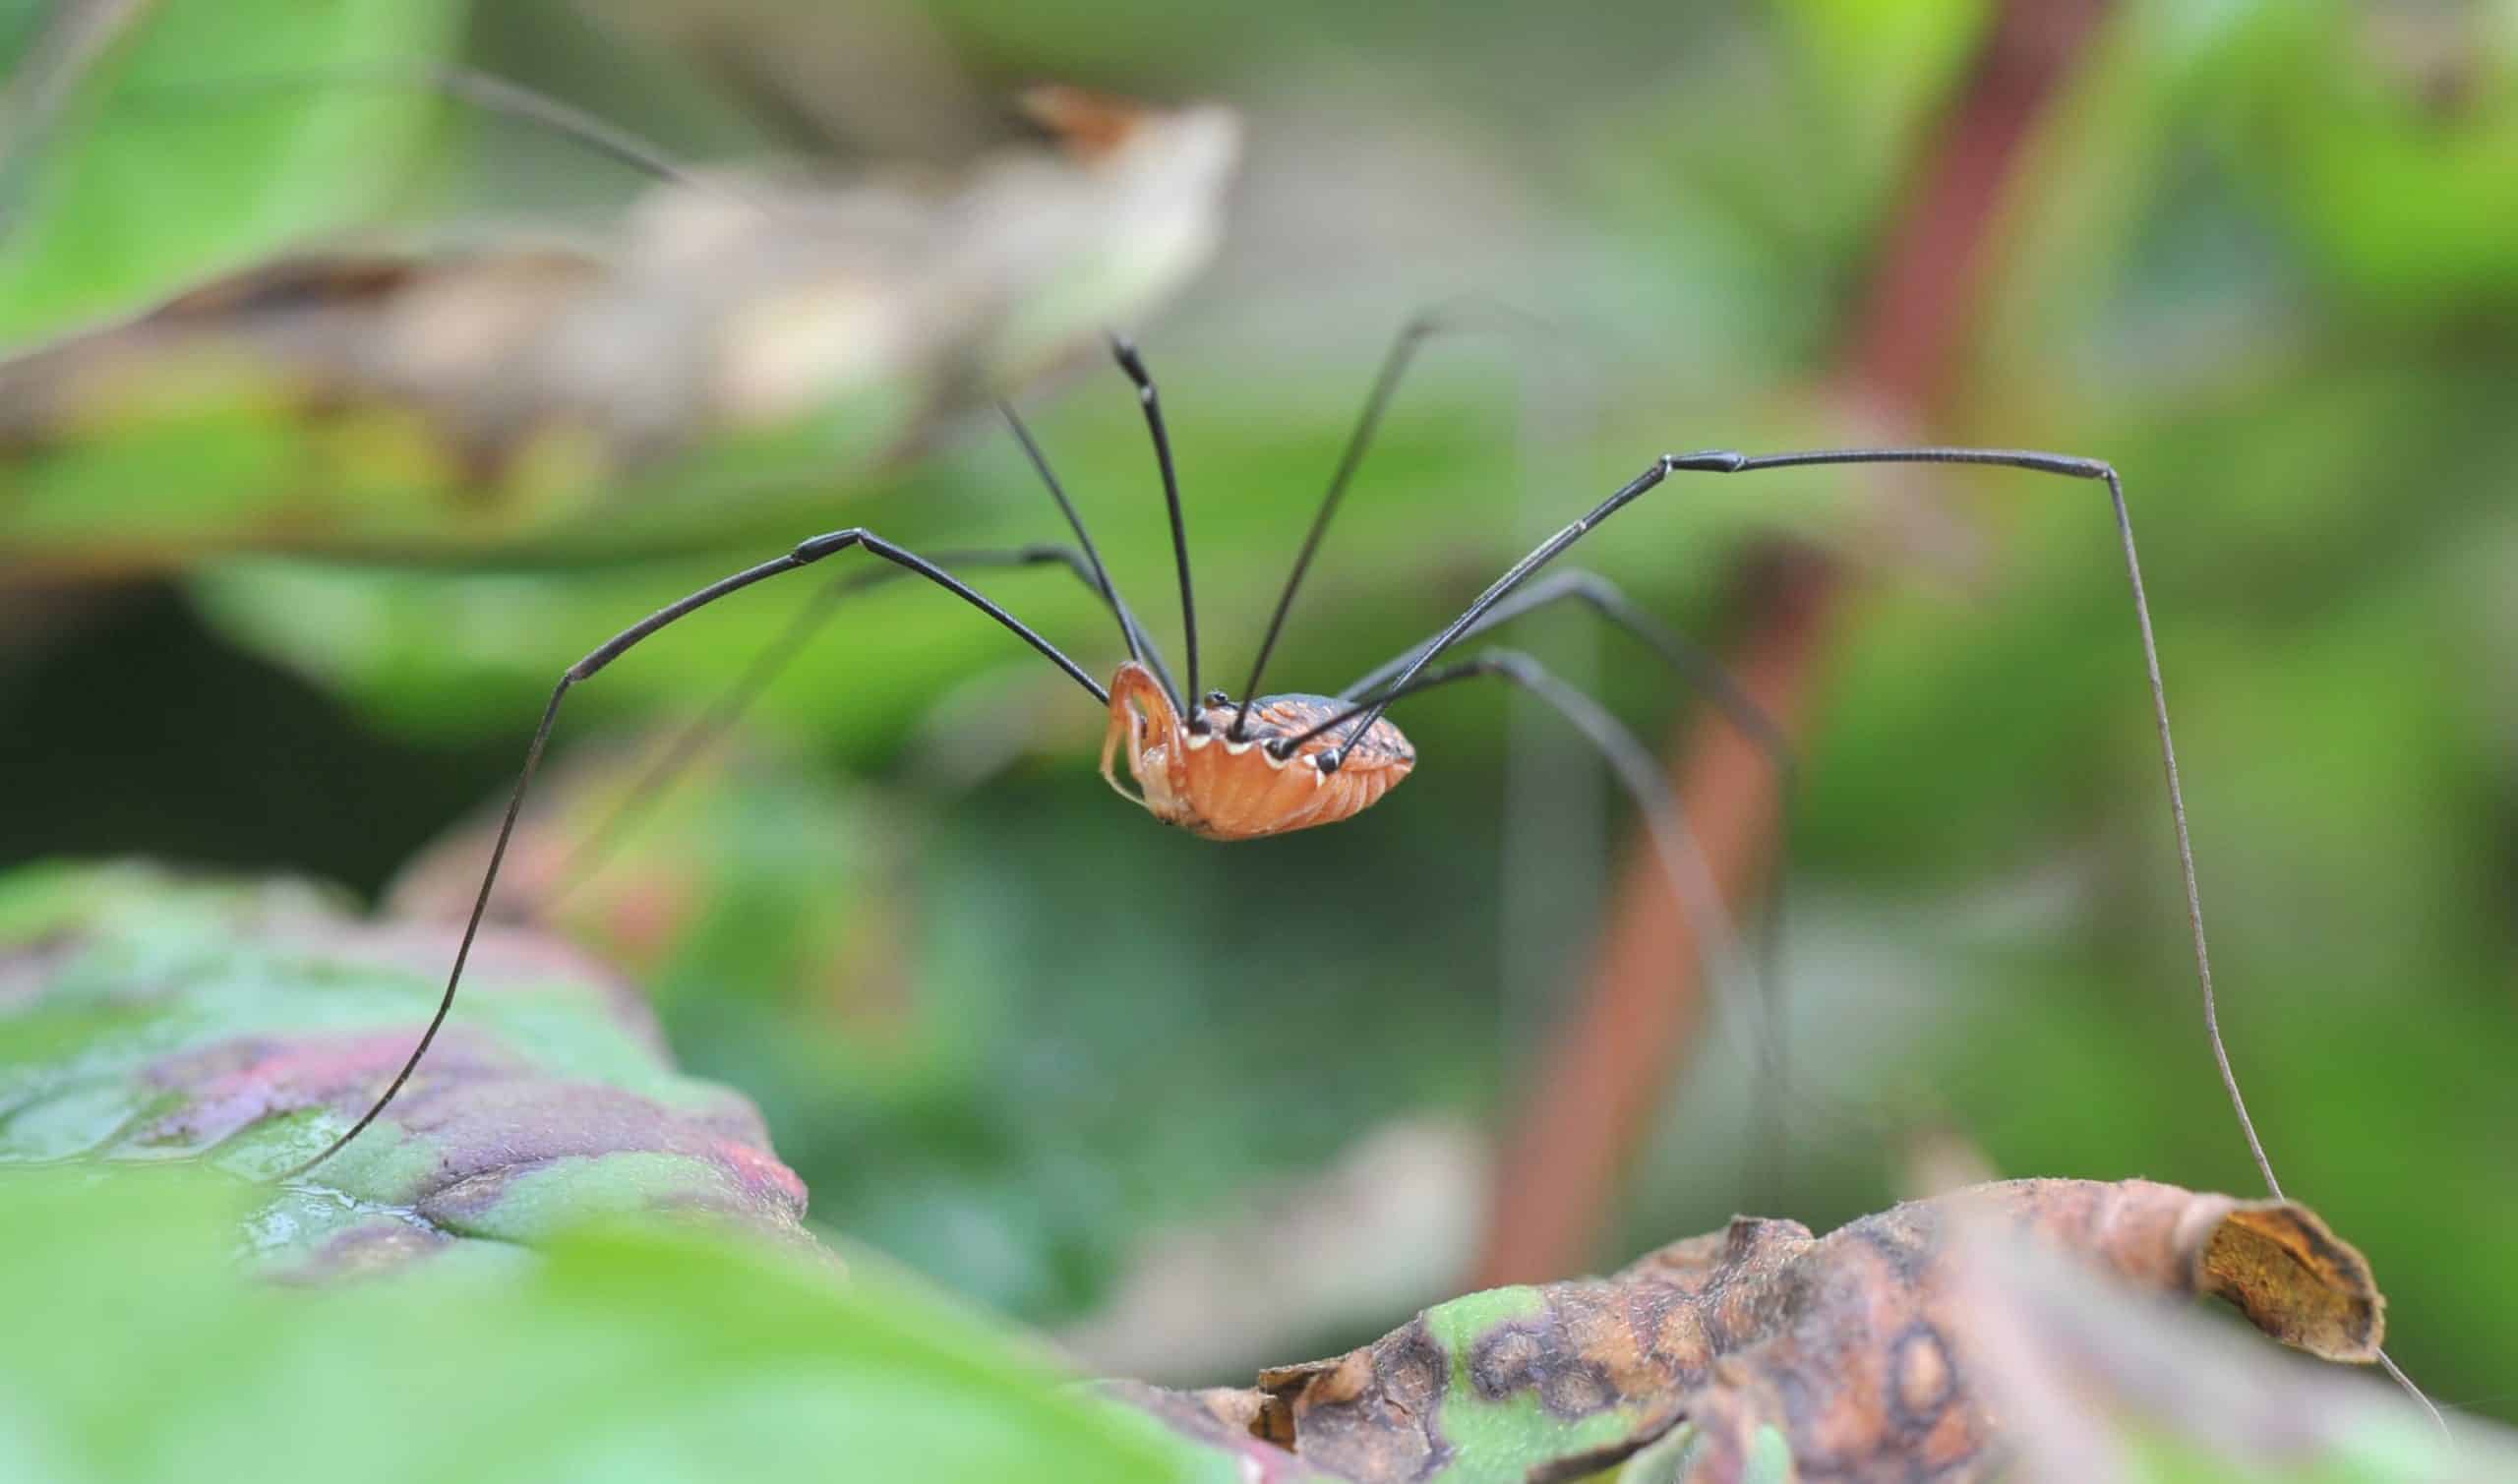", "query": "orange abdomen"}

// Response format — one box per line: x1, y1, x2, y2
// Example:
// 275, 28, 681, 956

1099, 663, 1414, 840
